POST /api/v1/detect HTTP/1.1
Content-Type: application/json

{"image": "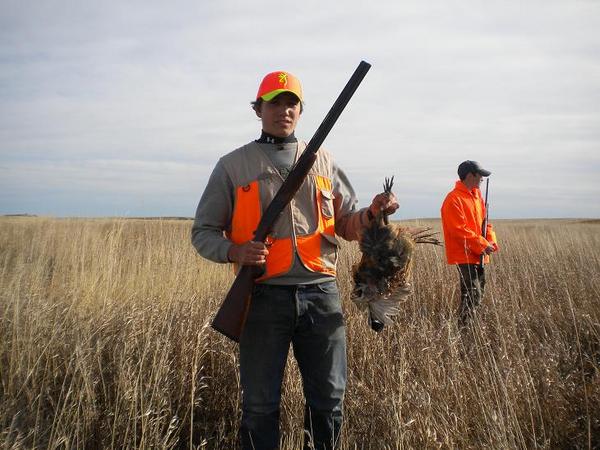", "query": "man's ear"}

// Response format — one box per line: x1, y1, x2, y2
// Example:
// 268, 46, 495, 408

254, 106, 262, 118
